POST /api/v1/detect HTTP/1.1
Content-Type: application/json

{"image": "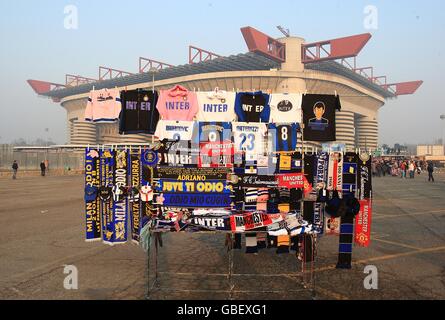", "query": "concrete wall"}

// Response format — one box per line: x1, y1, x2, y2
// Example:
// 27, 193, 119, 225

417, 145, 445, 156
